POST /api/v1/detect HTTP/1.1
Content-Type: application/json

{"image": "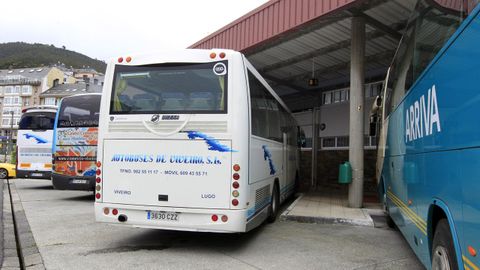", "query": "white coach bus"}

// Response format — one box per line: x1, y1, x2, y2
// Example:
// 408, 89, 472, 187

16, 106, 57, 179
95, 49, 302, 233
